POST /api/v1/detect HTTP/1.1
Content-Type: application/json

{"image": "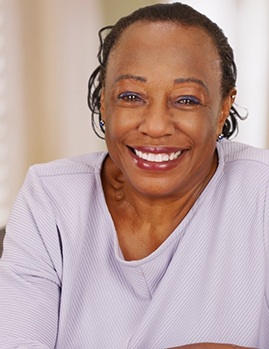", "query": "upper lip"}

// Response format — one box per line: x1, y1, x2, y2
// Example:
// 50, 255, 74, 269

128, 146, 184, 154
